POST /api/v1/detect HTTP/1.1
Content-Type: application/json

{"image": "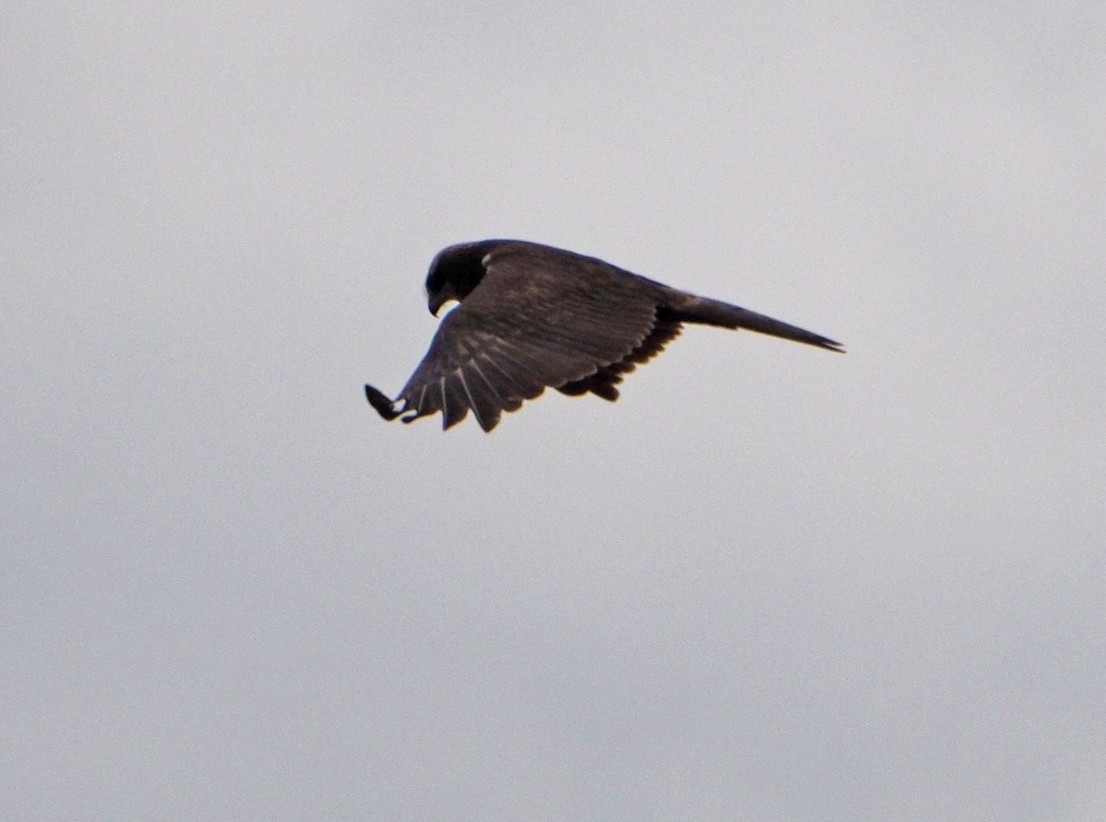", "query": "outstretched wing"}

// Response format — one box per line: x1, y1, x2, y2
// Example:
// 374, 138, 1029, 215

385, 244, 666, 431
